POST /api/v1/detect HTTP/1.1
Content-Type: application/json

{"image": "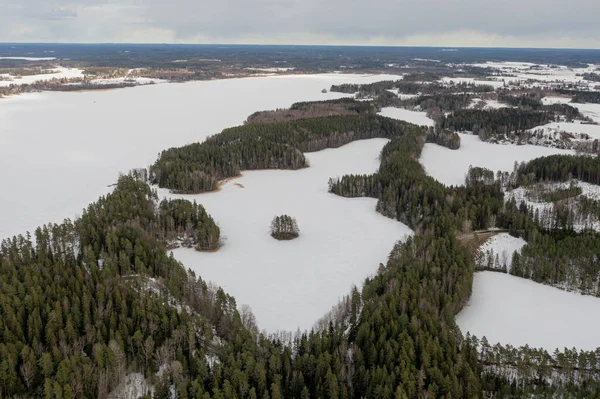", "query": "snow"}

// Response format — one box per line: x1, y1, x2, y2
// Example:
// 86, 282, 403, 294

469, 61, 537, 71
0, 66, 84, 87
570, 102, 600, 124
0, 56, 56, 61
541, 96, 572, 105
86, 77, 165, 85
439, 76, 504, 88
245, 67, 296, 72
469, 98, 509, 110
476, 233, 527, 271
419, 133, 574, 187
378, 106, 435, 127
108, 373, 152, 399
505, 180, 600, 232
0, 73, 402, 240
457, 271, 600, 351
528, 121, 600, 141
161, 139, 413, 333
